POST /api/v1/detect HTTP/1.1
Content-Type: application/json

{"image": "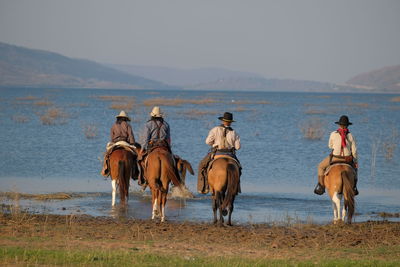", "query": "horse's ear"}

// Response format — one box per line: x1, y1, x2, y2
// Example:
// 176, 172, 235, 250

184, 160, 194, 175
